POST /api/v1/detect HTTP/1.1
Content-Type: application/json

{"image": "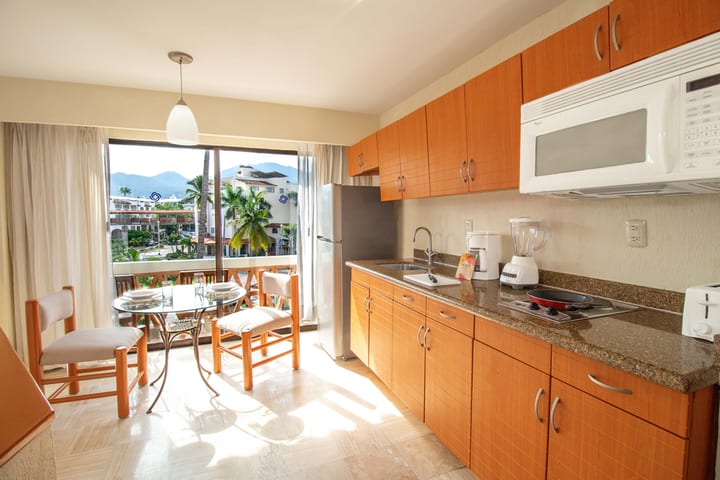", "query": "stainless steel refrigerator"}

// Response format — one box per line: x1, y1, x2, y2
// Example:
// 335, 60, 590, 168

315, 184, 396, 359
